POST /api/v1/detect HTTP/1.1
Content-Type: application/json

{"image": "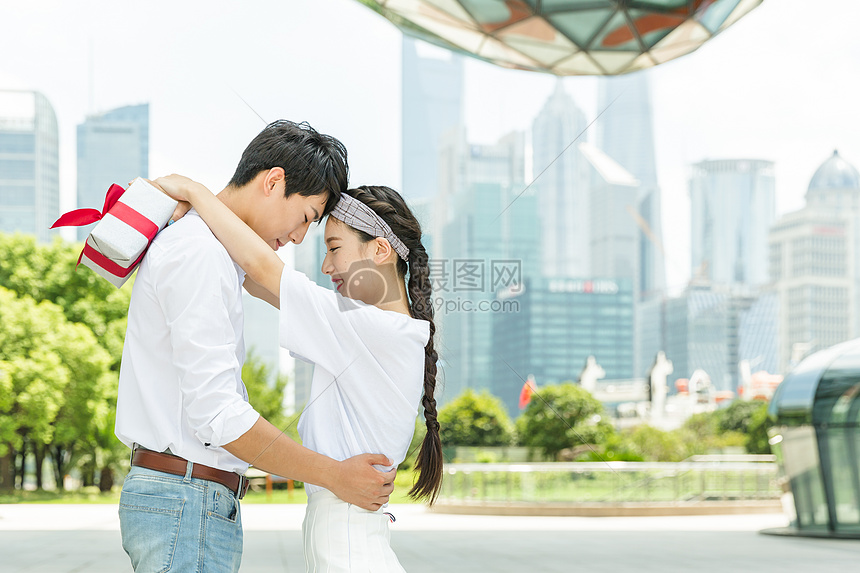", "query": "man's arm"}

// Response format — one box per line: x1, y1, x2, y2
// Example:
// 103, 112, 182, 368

223, 418, 395, 510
